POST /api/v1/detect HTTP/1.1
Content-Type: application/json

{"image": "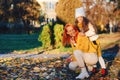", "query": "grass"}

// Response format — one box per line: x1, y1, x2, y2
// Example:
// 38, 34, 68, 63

41, 32, 120, 54
44, 47, 73, 54
99, 32, 120, 50
0, 33, 42, 53
0, 32, 119, 54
